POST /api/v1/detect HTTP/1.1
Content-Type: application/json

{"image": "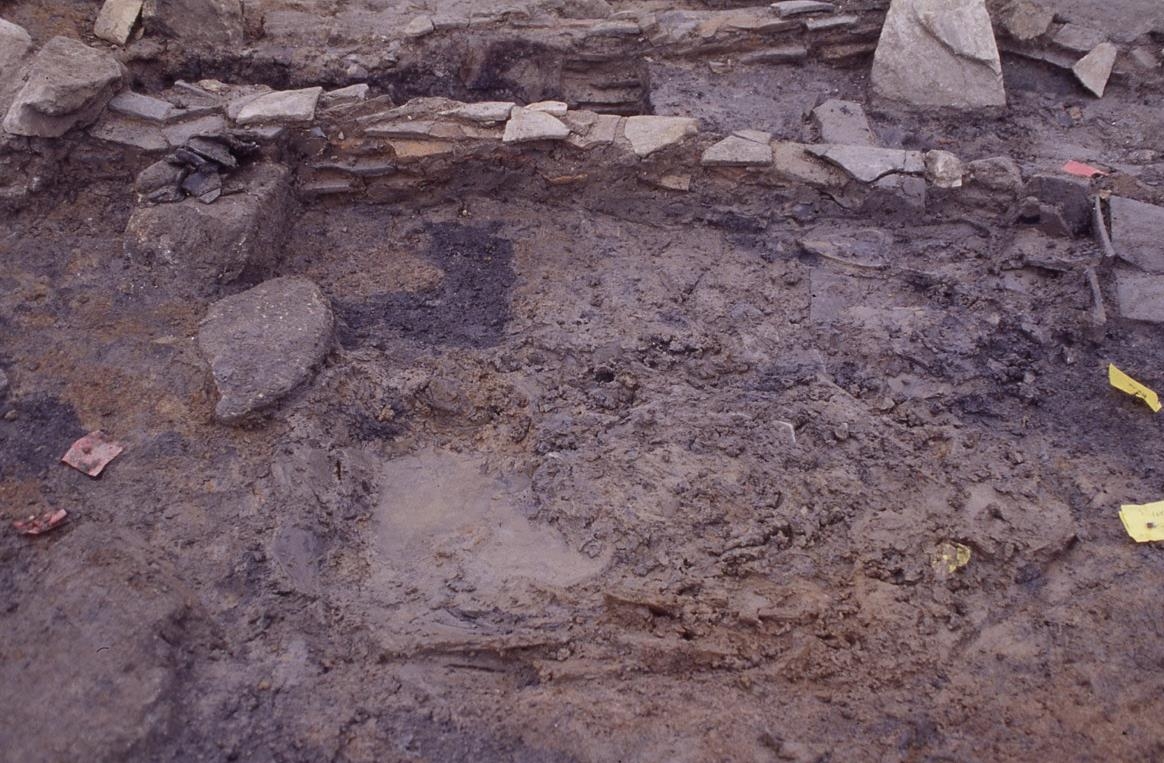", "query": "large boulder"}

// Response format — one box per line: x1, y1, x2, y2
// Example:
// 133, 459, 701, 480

141, 0, 244, 45
124, 163, 292, 296
2, 36, 125, 137
871, 0, 1006, 109
197, 277, 334, 422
